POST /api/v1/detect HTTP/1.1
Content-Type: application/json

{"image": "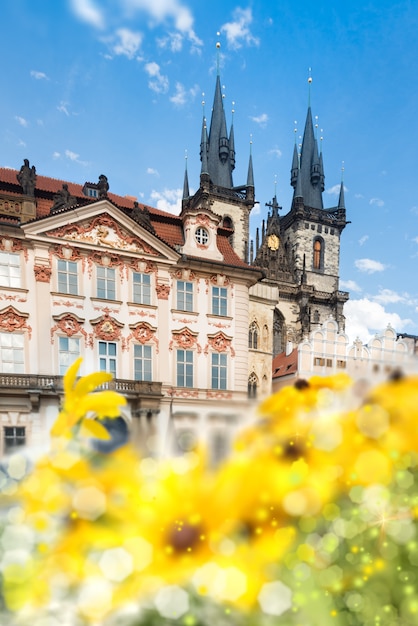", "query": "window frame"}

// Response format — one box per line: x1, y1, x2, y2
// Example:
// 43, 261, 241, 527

98, 340, 117, 377
0, 331, 24, 373
176, 280, 193, 312
313, 237, 325, 271
96, 265, 116, 300
134, 343, 152, 381
132, 271, 151, 305
176, 349, 193, 387
211, 352, 227, 390
58, 336, 81, 376
212, 286, 228, 317
0, 251, 21, 289
195, 227, 209, 245
4, 426, 26, 452
248, 321, 259, 349
57, 259, 78, 295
